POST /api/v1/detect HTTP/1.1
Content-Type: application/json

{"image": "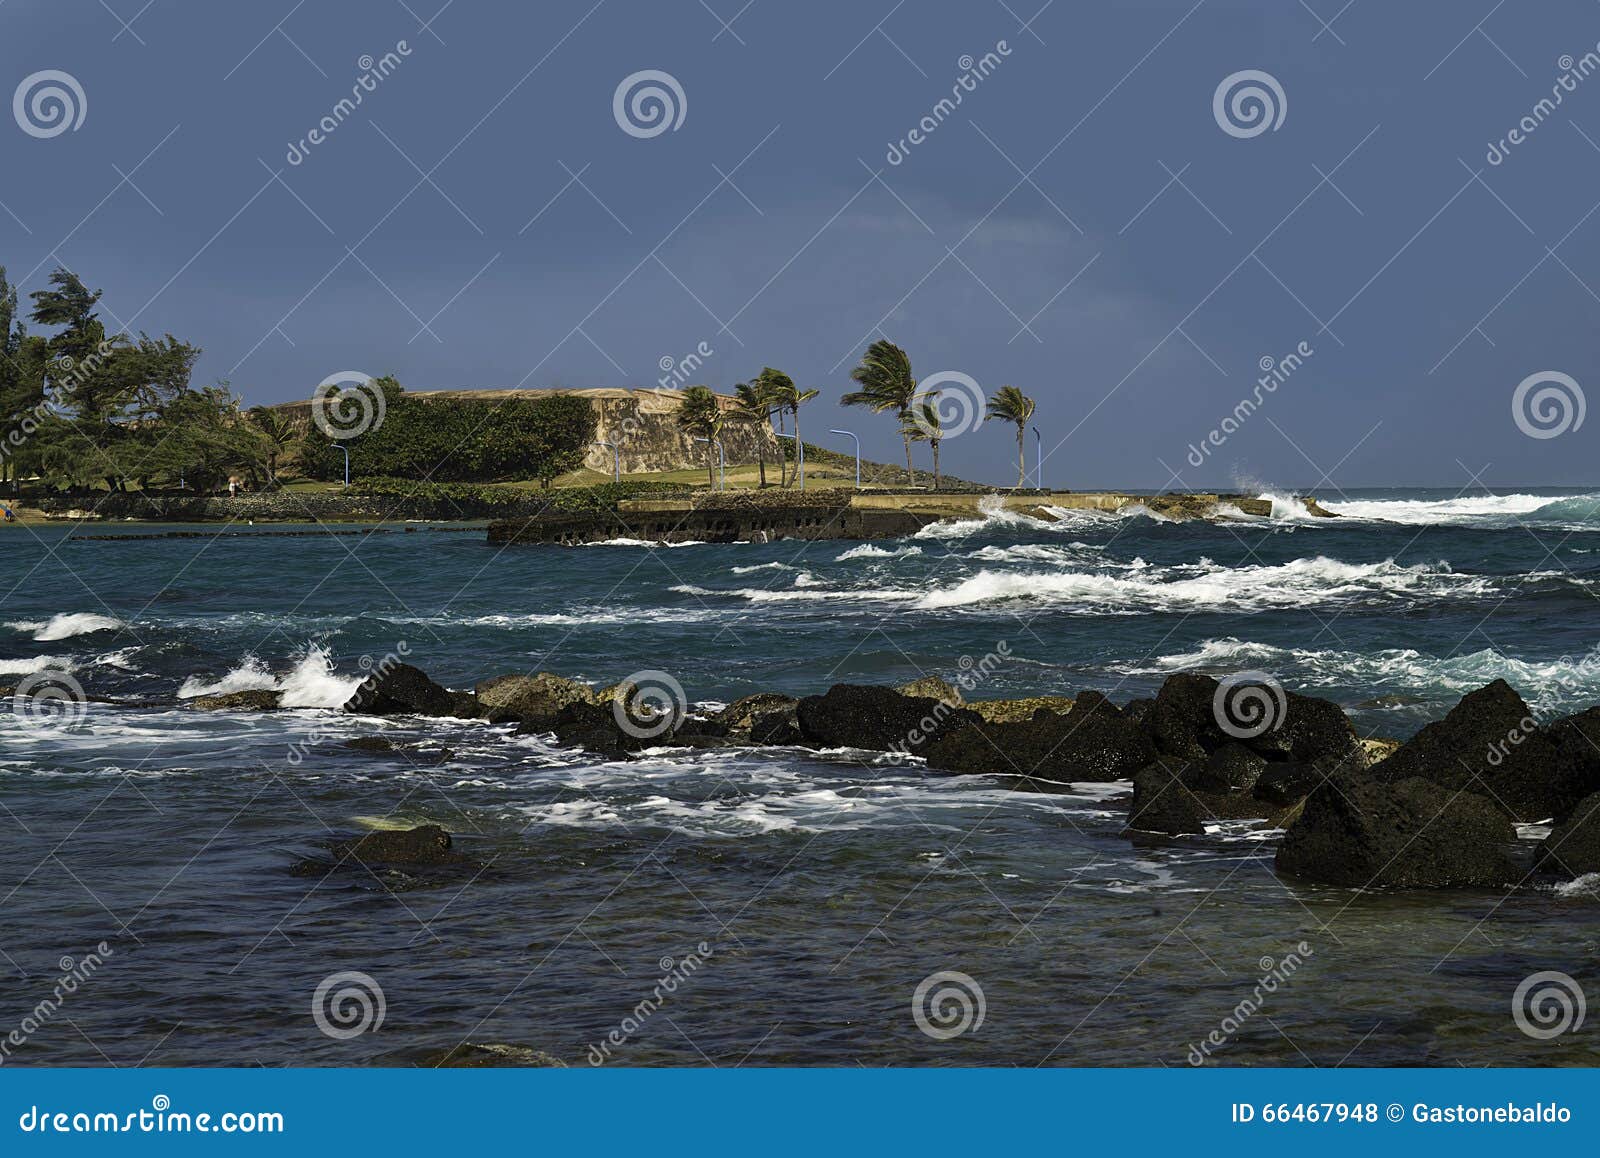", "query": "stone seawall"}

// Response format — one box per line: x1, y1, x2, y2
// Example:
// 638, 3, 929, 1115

487, 500, 930, 545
